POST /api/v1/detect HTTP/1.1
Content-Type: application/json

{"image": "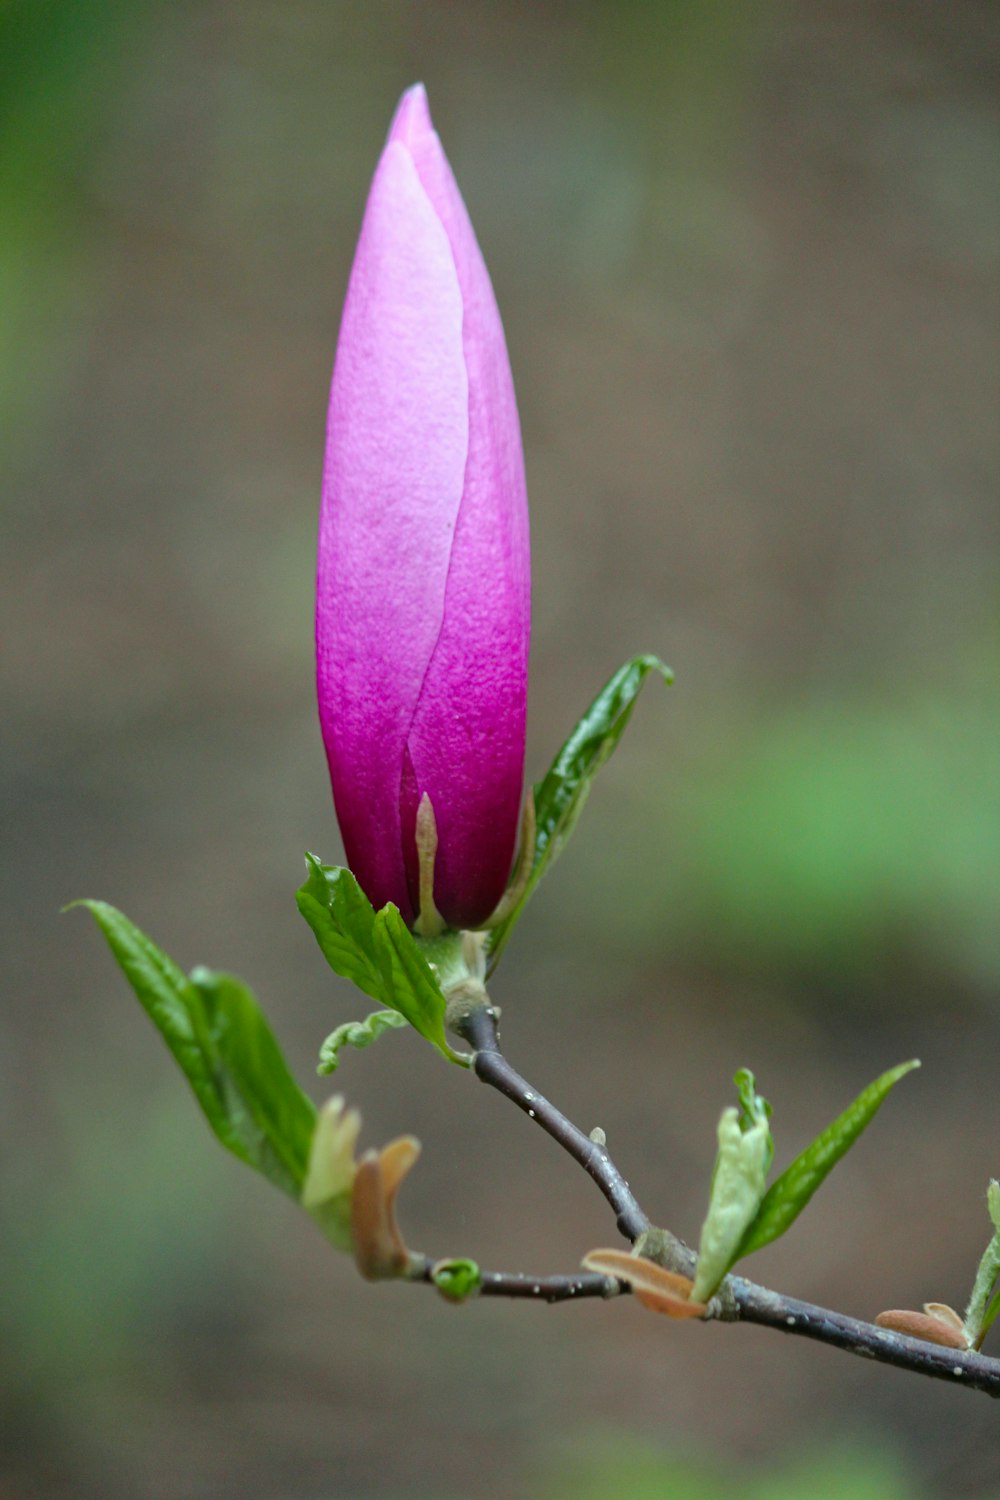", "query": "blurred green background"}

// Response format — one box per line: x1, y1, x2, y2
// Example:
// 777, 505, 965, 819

2, 1, 998, 1496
